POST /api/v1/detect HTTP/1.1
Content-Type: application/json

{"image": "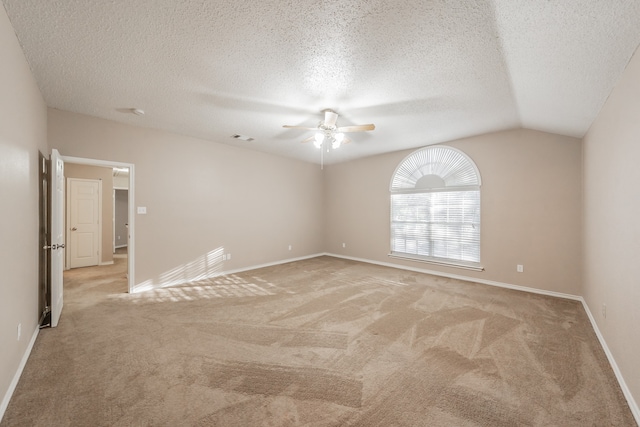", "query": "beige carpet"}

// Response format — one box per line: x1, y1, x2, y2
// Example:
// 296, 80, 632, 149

2, 256, 636, 426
